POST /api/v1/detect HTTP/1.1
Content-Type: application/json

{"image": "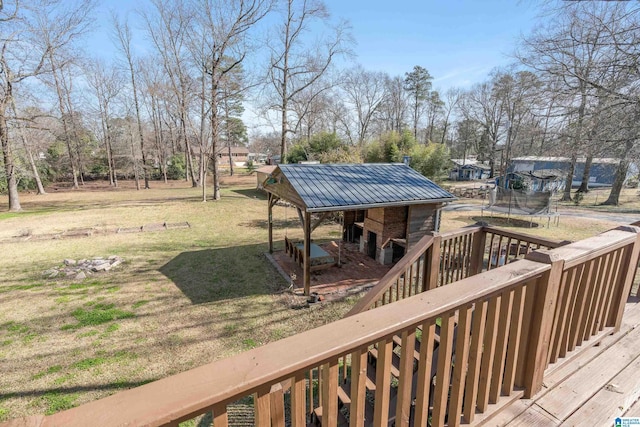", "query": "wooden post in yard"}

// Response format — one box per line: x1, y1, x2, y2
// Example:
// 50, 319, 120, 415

304, 211, 311, 296
522, 250, 564, 398
268, 193, 274, 253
